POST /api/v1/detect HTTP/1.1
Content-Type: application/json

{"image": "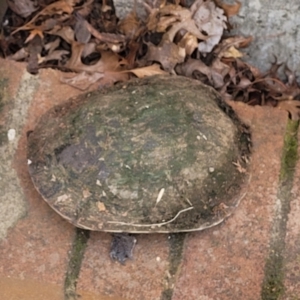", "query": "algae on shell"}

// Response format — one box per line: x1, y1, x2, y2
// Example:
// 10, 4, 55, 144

27, 75, 251, 233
